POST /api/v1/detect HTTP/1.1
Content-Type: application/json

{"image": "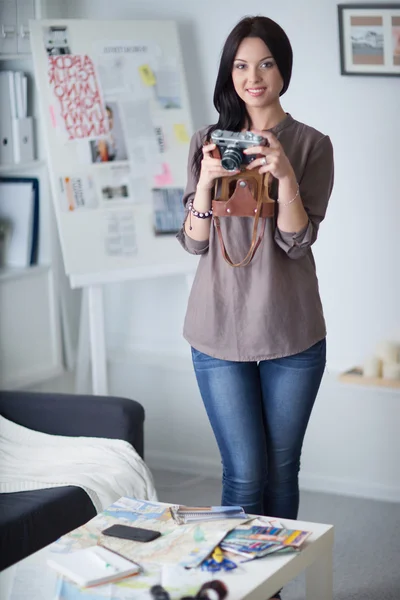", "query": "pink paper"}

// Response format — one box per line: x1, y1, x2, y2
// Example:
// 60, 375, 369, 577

48, 55, 109, 141
154, 162, 173, 186
49, 105, 57, 128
